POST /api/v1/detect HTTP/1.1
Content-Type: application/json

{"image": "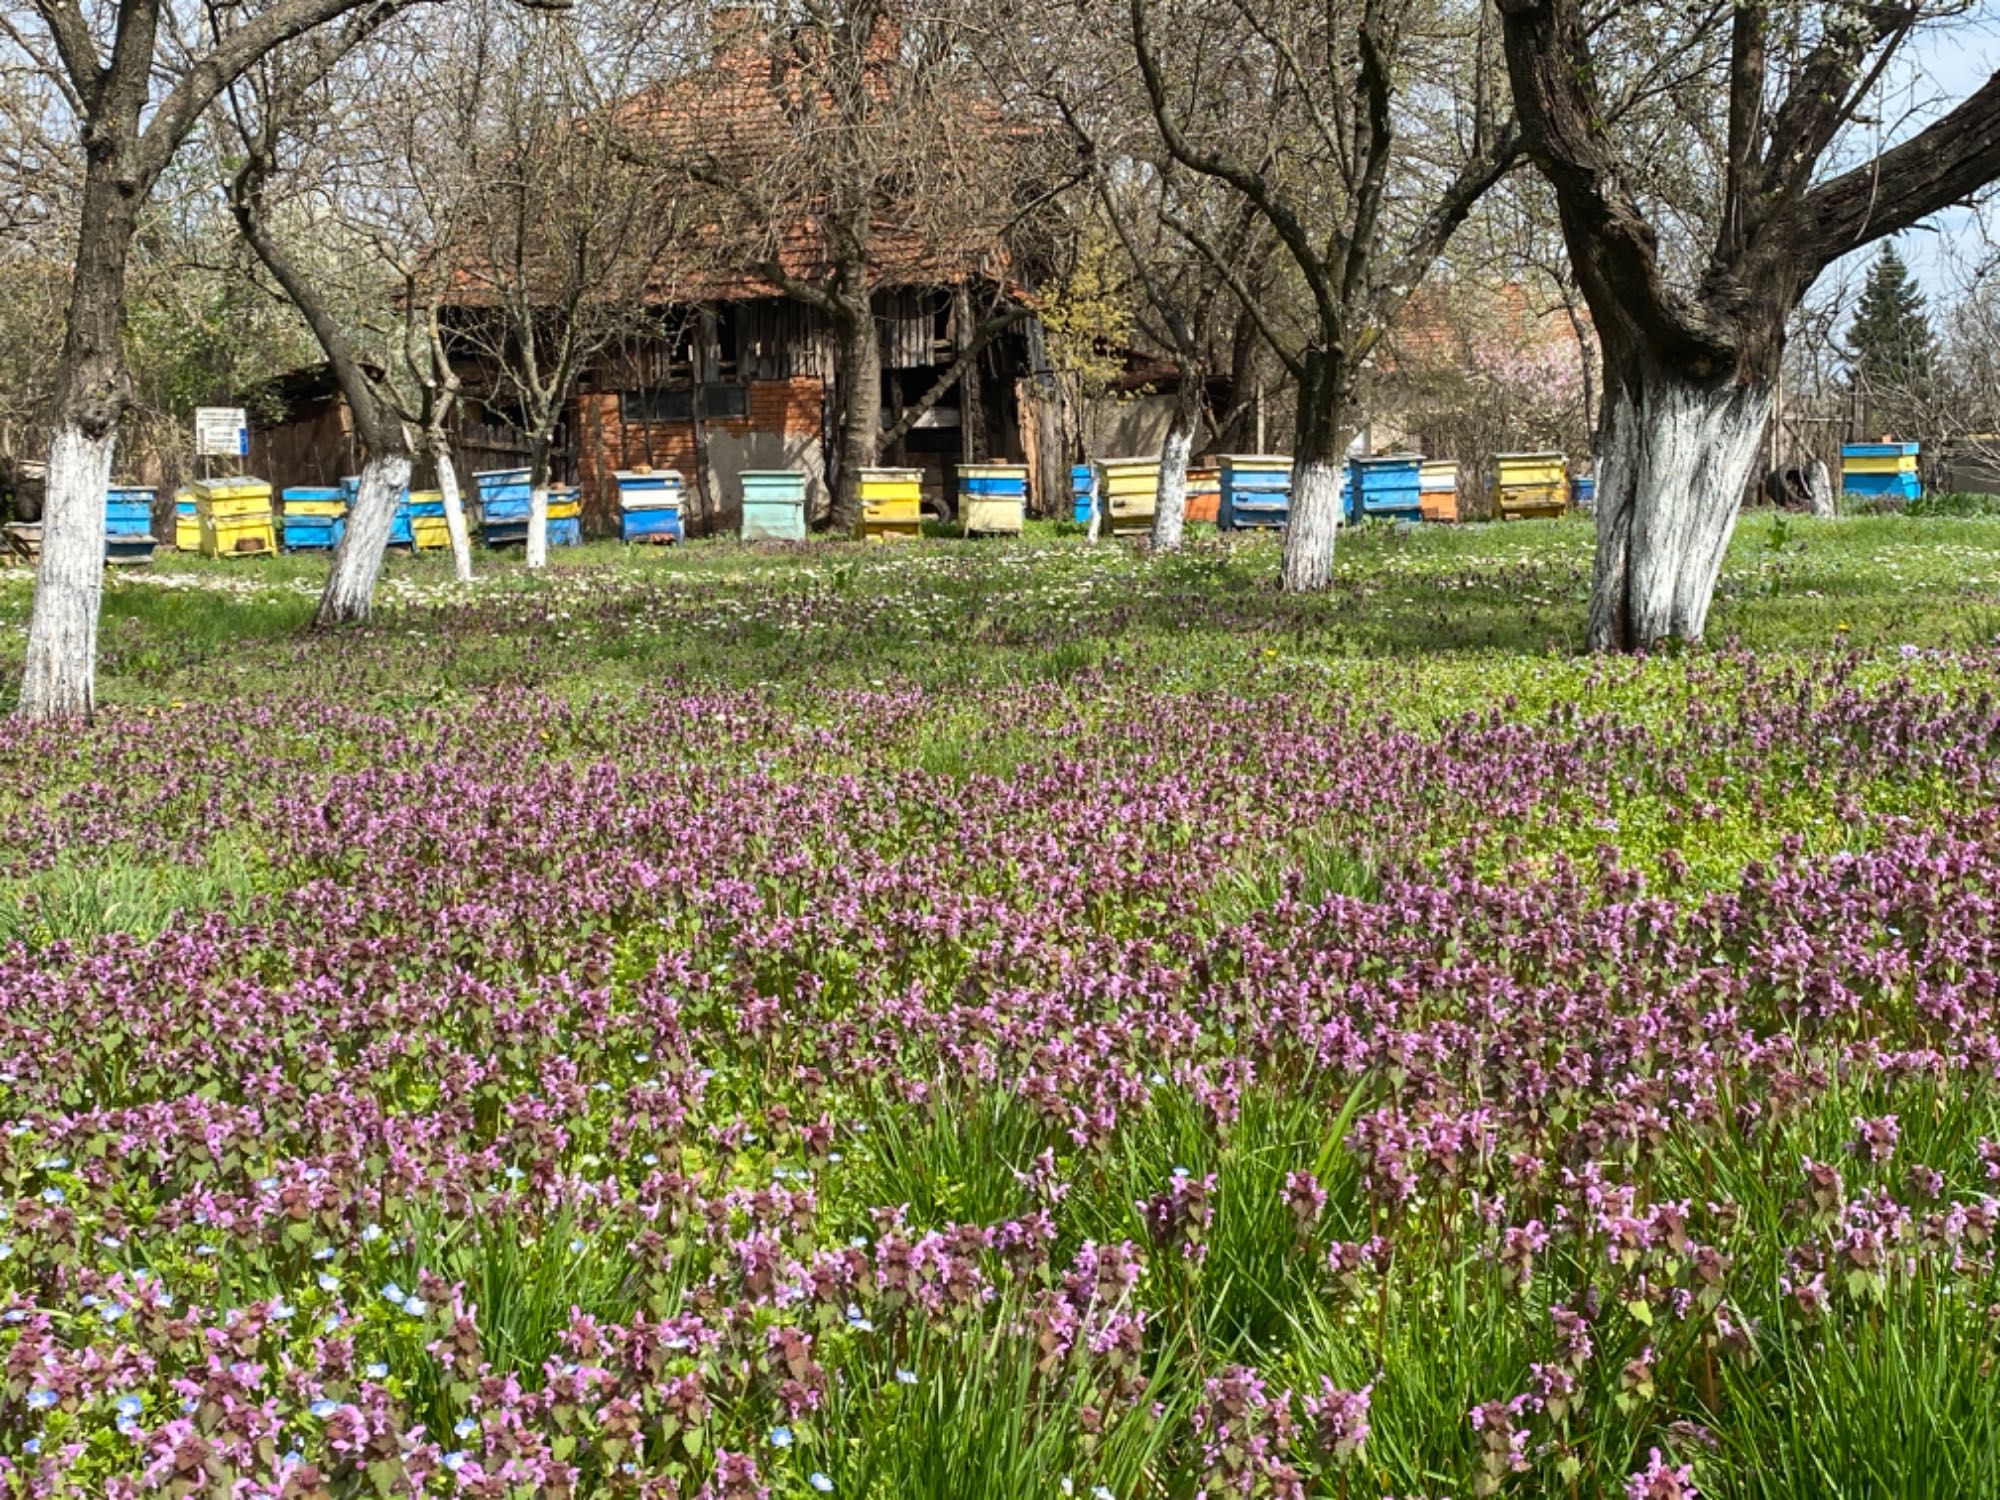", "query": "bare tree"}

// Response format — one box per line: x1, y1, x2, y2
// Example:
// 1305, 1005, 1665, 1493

681, 0, 1037, 531
222, 3, 519, 606
1131, 0, 1522, 590
4, 0, 525, 719
449, 0, 695, 566
1497, 0, 2000, 649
